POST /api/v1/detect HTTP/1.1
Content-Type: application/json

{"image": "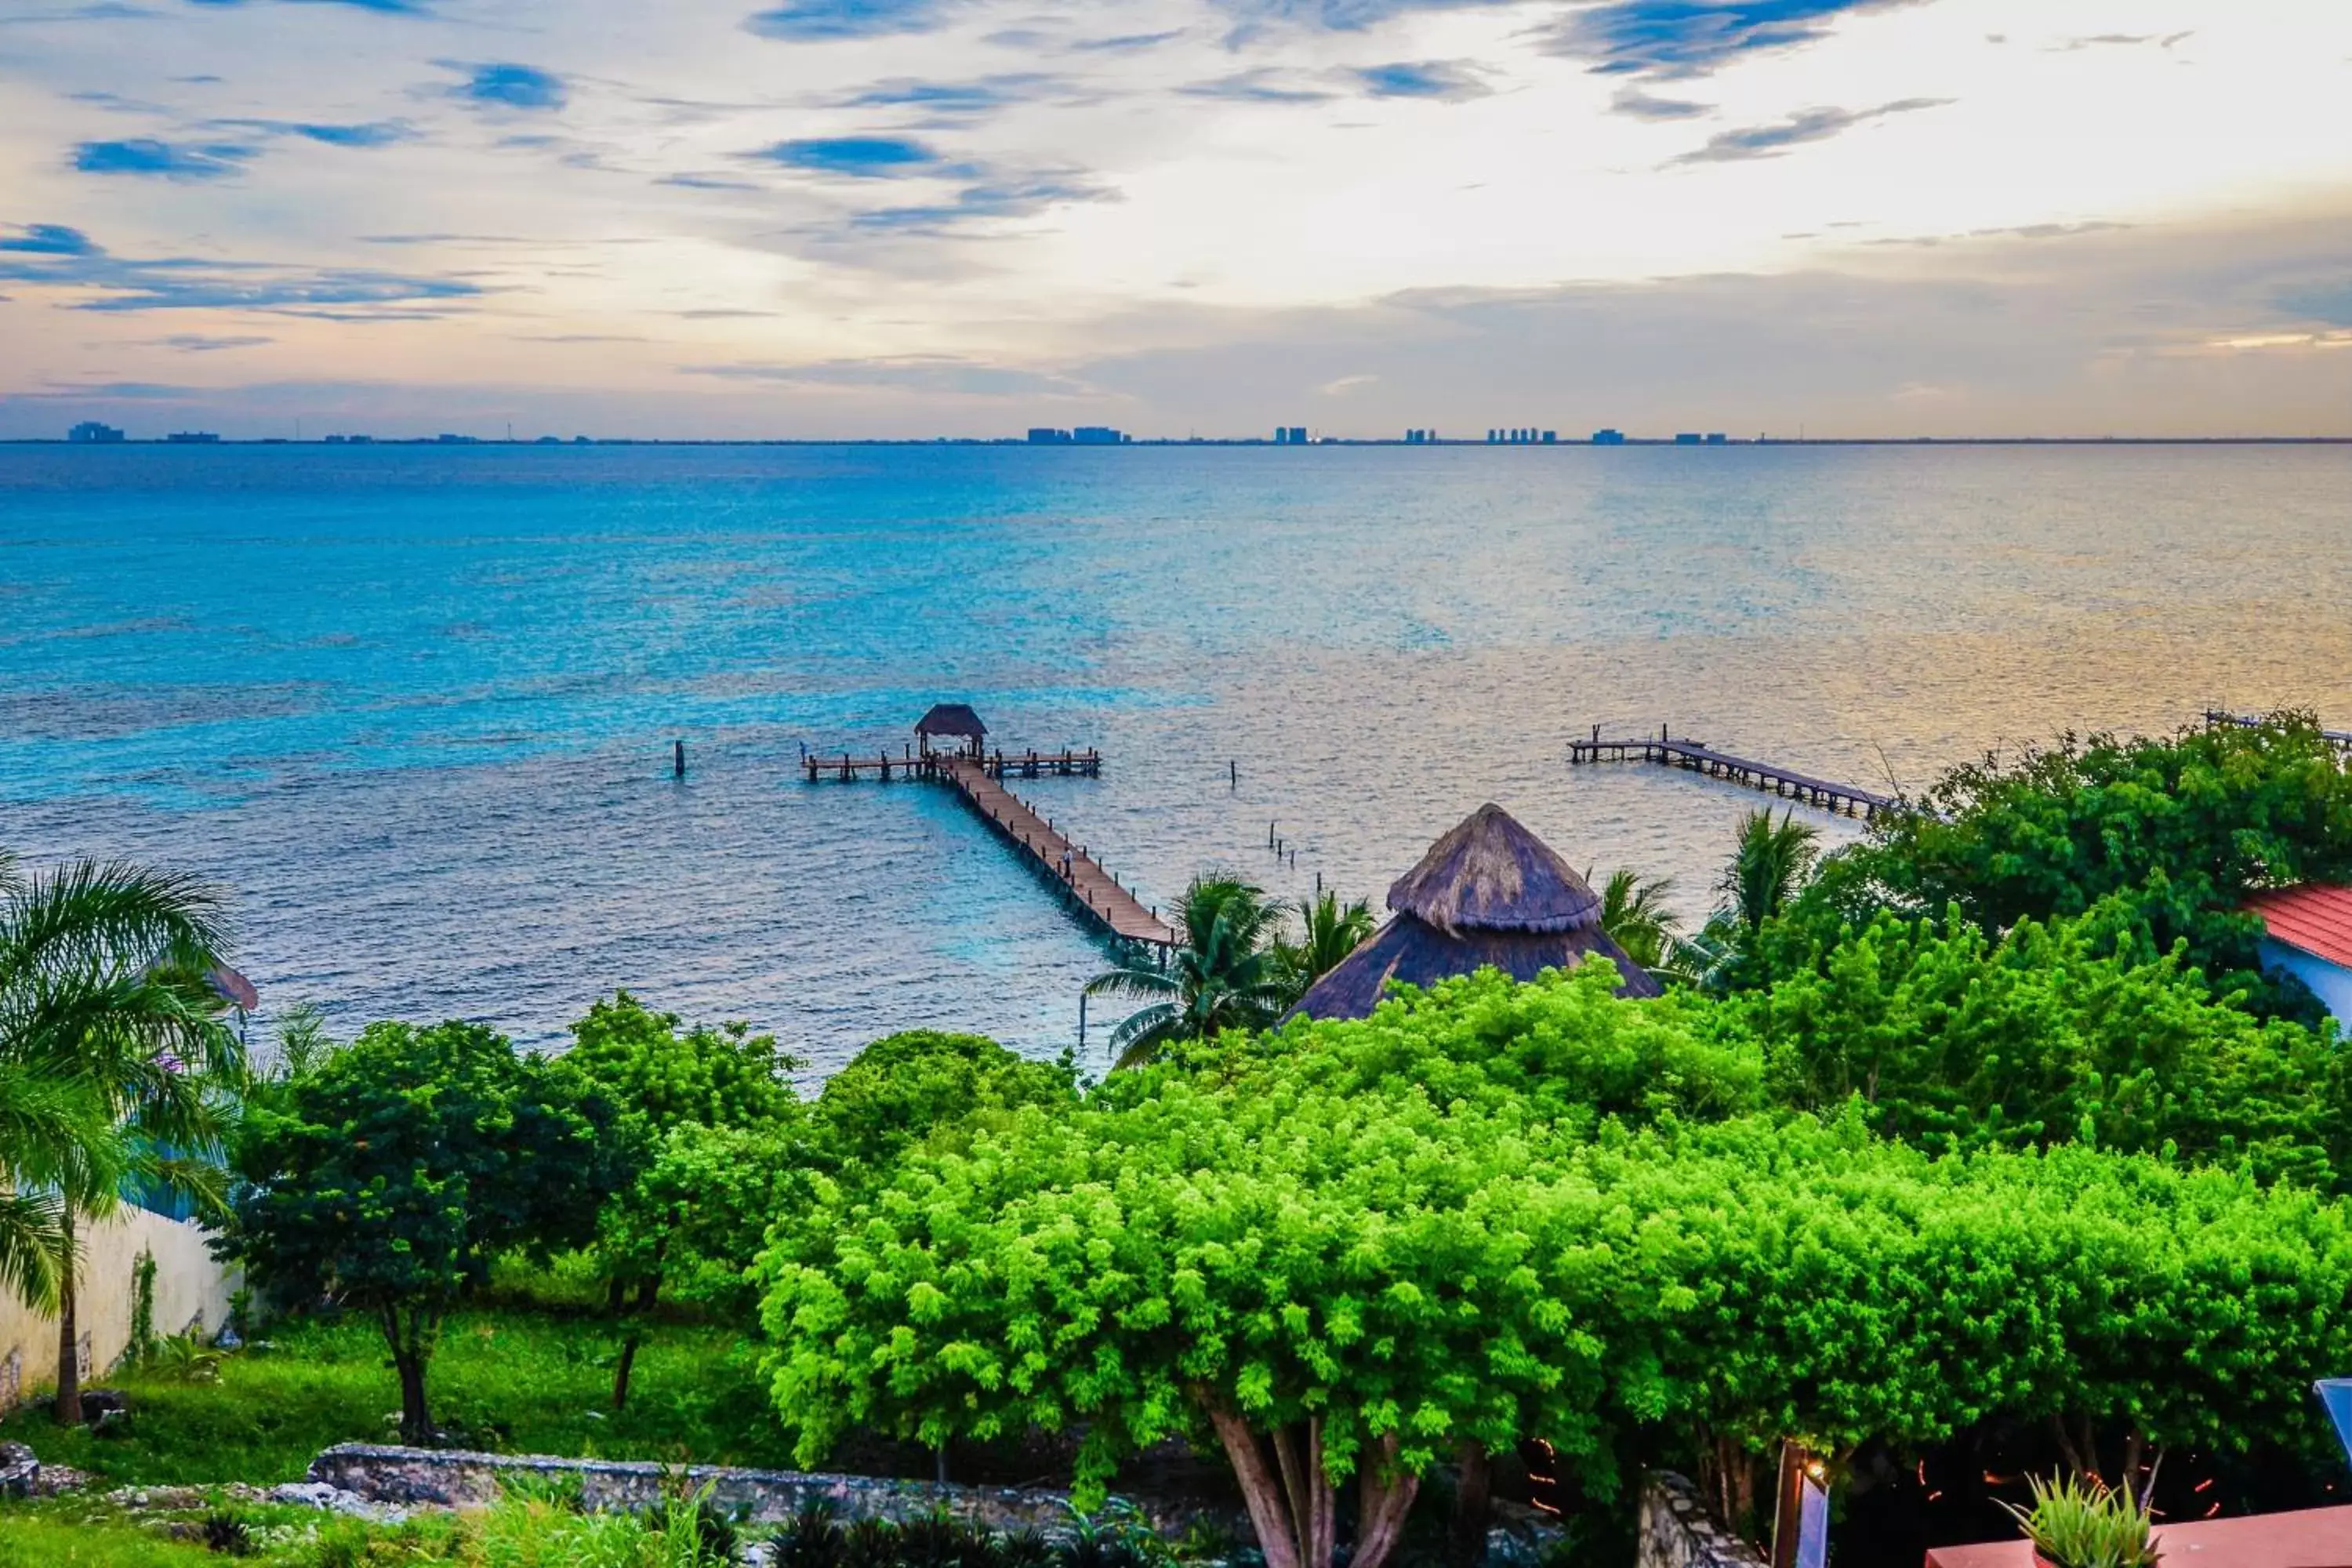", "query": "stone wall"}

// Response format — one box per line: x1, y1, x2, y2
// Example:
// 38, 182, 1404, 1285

0, 1208, 238, 1414
1640, 1472, 1769, 1568
307, 1446, 1217, 1539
